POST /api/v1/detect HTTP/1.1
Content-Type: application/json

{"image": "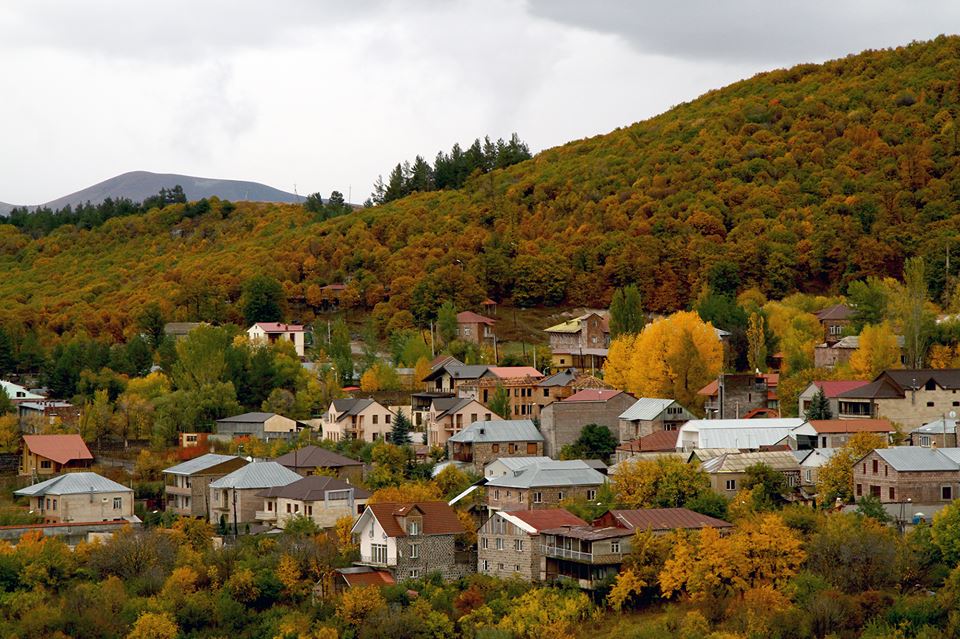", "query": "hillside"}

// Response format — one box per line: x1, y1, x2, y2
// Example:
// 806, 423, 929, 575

3, 170, 300, 211
2, 36, 960, 340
